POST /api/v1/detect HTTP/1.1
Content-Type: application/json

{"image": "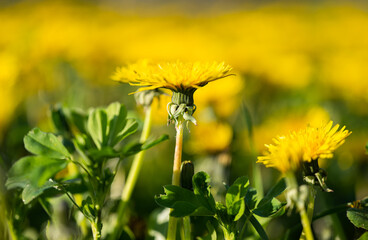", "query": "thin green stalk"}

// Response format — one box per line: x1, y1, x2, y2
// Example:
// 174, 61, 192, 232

285, 173, 313, 240
307, 187, 315, 222
299, 207, 314, 240
110, 106, 153, 240
5, 215, 17, 240
167, 122, 184, 240
242, 102, 264, 198
91, 220, 101, 240
182, 216, 191, 240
